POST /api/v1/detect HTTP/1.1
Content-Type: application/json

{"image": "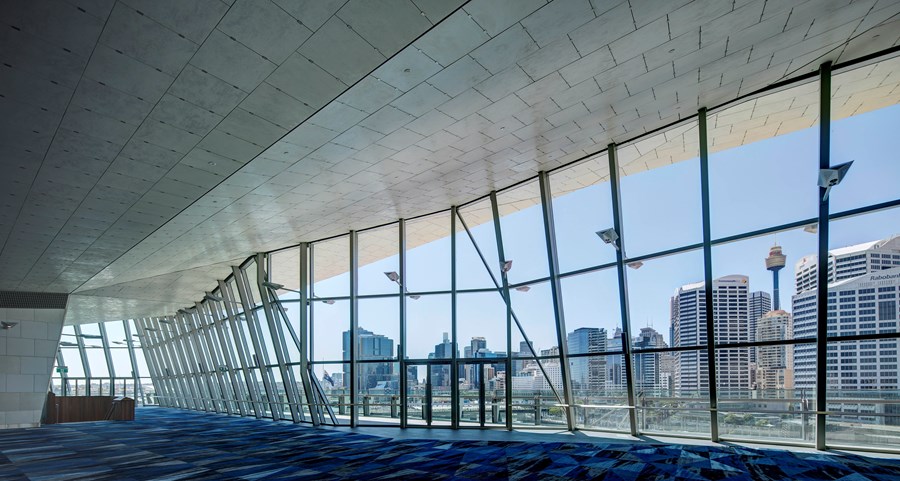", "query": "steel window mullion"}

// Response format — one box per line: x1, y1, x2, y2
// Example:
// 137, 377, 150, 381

98, 323, 116, 385
299, 242, 320, 425
698, 108, 720, 442
488, 192, 514, 431
232, 265, 280, 419
450, 206, 459, 429
350, 230, 359, 427
219, 279, 264, 418
140, 318, 172, 406
136, 318, 168, 406
816, 62, 832, 451
538, 171, 576, 431
171, 315, 206, 411
72, 325, 92, 382
196, 302, 232, 415
137, 318, 168, 405
154, 317, 191, 409
178, 313, 214, 412
607, 143, 639, 437
399, 219, 408, 428
167, 315, 203, 410
202, 301, 237, 413
187, 310, 220, 411
55, 349, 70, 396
122, 320, 144, 403
207, 297, 248, 416
256, 253, 303, 423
